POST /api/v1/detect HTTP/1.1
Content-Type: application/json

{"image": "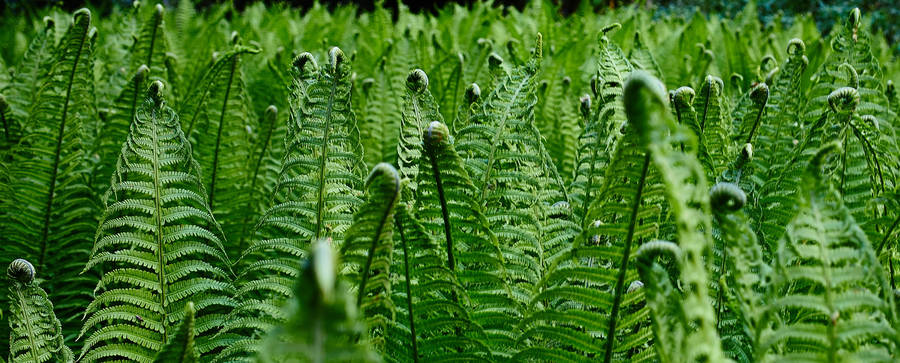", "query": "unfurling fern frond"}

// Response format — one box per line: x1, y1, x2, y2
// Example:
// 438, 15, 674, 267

387, 202, 492, 362
217, 49, 363, 362
79, 82, 236, 362
758, 143, 900, 362
691, 75, 731, 179
130, 5, 171, 89
569, 31, 633, 223
710, 182, 771, 363
6, 259, 74, 363
1, 8, 98, 344
416, 121, 515, 358
626, 71, 727, 363
340, 163, 400, 352
257, 240, 380, 363
456, 35, 578, 321
152, 302, 198, 363
517, 72, 663, 362
398, 69, 442, 198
